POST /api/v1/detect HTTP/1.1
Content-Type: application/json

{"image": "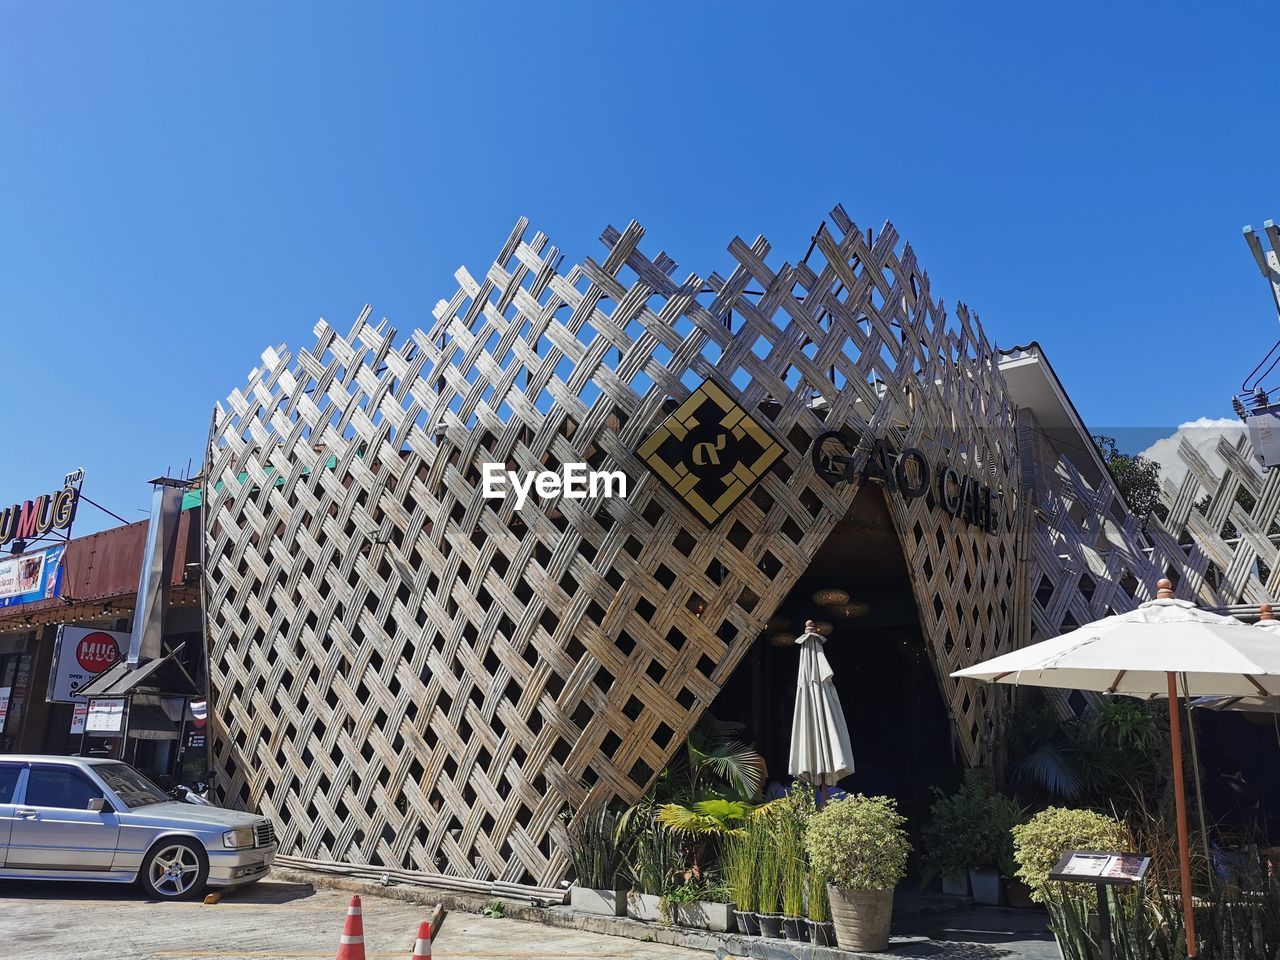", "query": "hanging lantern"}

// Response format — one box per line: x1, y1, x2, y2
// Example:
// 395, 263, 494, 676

811, 588, 850, 606
834, 602, 870, 619
811, 620, 834, 636
768, 631, 794, 648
